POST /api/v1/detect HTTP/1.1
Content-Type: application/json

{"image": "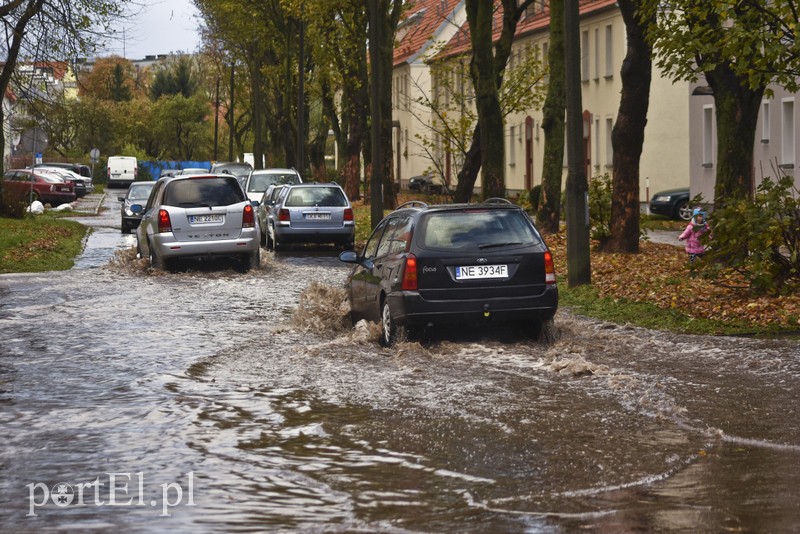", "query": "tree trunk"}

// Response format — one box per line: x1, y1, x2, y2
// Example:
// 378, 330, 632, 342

604, 0, 652, 253
706, 64, 763, 208
248, 48, 265, 170
0, 0, 44, 177
536, 0, 565, 234
454, 129, 481, 202
466, 0, 504, 199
